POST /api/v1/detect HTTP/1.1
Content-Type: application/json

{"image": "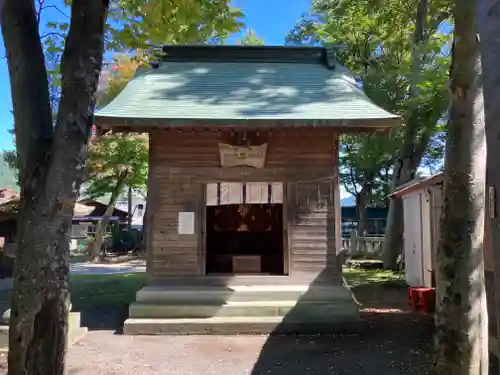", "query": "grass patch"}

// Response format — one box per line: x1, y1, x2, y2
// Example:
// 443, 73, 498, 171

343, 268, 409, 311
0, 273, 147, 313
343, 267, 405, 288
69, 273, 147, 310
